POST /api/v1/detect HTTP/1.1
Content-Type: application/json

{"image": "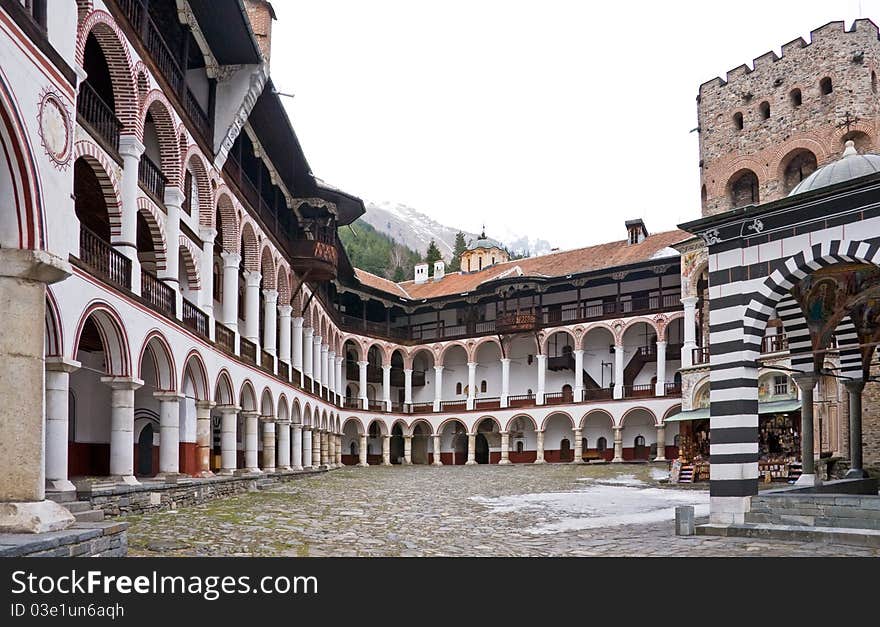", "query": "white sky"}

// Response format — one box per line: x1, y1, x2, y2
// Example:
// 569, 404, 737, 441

271, 0, 879, 250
